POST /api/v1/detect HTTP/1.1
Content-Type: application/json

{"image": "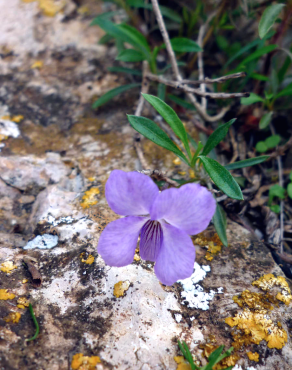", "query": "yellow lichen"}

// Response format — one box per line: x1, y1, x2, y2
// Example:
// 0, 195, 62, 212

252, 273, 292, 305
232, 290, 275, 311
189, 169, 195, 179
0, 290, 15, 300
17, 297, 30, 309
247, 352, 259, 362
22, 0, 65, 17
1, 261, 17, 274
225, 310, 287, 349
173, 158, 181, 165
71, 353, 101, 370
134, 254, 140, 261
22, 279, 28, 284
31, 61, 44, 69
12, 115, 24, 123
80, 187, 100, 208
195, 233, 223, 261
88, 177, 95, 182
174, 356, 192, 370
80, 253, 95, 265
4, 312, 21, 323
113, 281, 130, 298
178, 171, 186, 176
